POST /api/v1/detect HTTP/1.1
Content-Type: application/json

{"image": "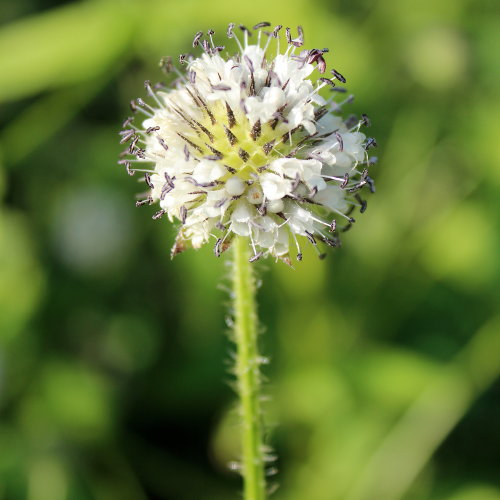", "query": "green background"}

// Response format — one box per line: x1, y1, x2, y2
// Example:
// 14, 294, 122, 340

0, 0, 499, 498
